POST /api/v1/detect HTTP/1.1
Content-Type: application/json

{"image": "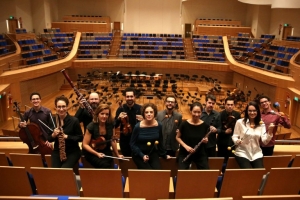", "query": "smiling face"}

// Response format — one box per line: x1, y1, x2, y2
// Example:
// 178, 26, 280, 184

31, 94, 41, 108
89, 93, 100, 110
56, 100, 67, 117
165, 97, 176, 111
259, 97, 271, 111
125, 91, 135, 106
191, 105, 202, 121
247, 105, 257, 120
144, 106, 155, 121
98, 108, 110, 123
